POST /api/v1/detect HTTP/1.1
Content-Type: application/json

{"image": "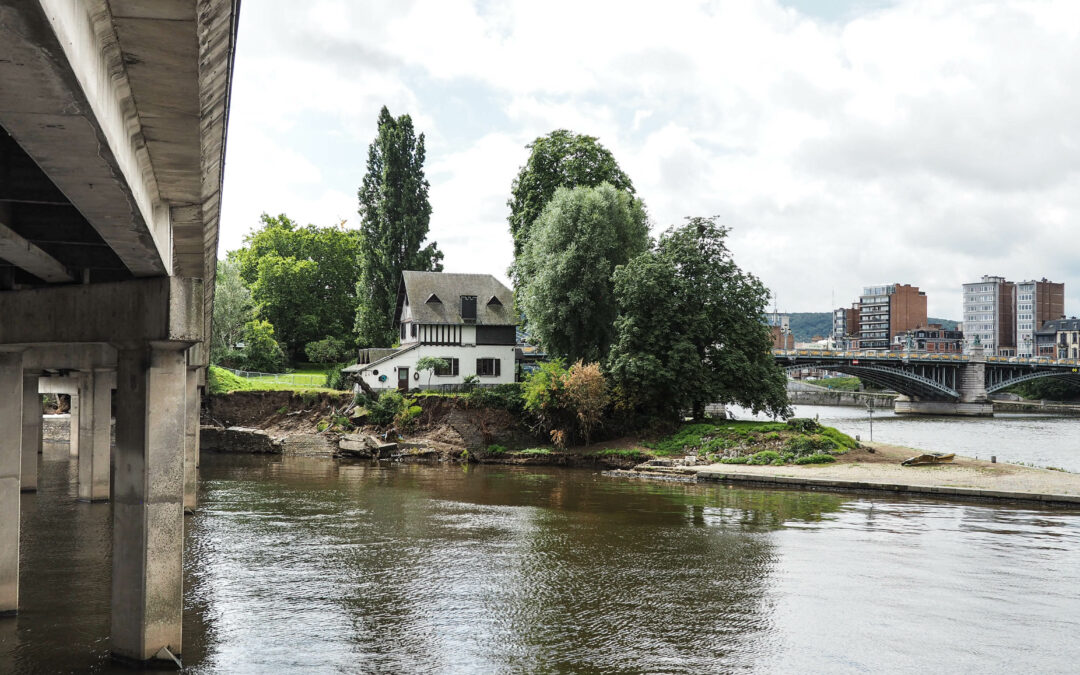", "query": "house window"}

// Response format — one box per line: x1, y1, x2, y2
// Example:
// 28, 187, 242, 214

411, 324, 417, 338
461, 295, 477, 322
435, 358, 459, 376
476, 358, 501, 377
400, 323, 406, 341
